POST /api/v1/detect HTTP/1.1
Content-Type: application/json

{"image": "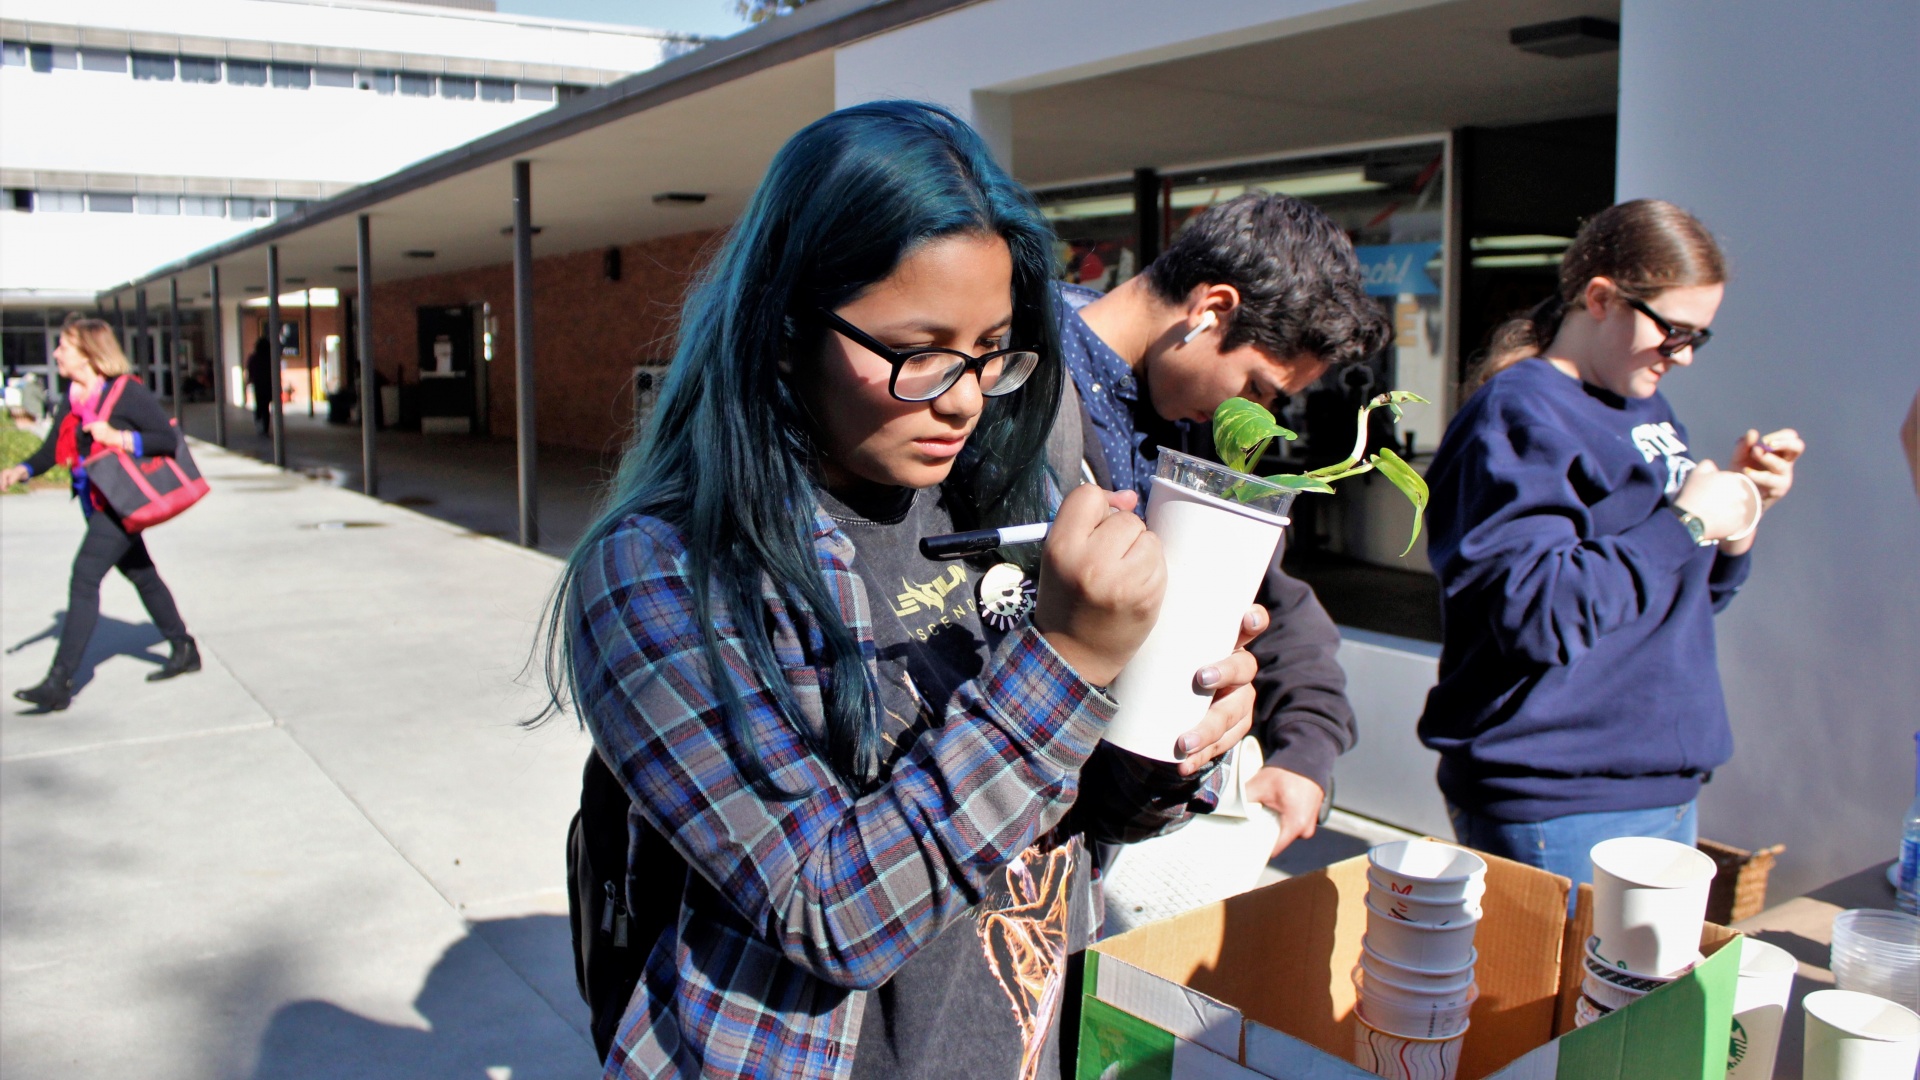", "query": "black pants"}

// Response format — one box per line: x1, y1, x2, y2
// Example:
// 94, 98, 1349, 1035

252, 385, 271, 433
55, 509, 188, 672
